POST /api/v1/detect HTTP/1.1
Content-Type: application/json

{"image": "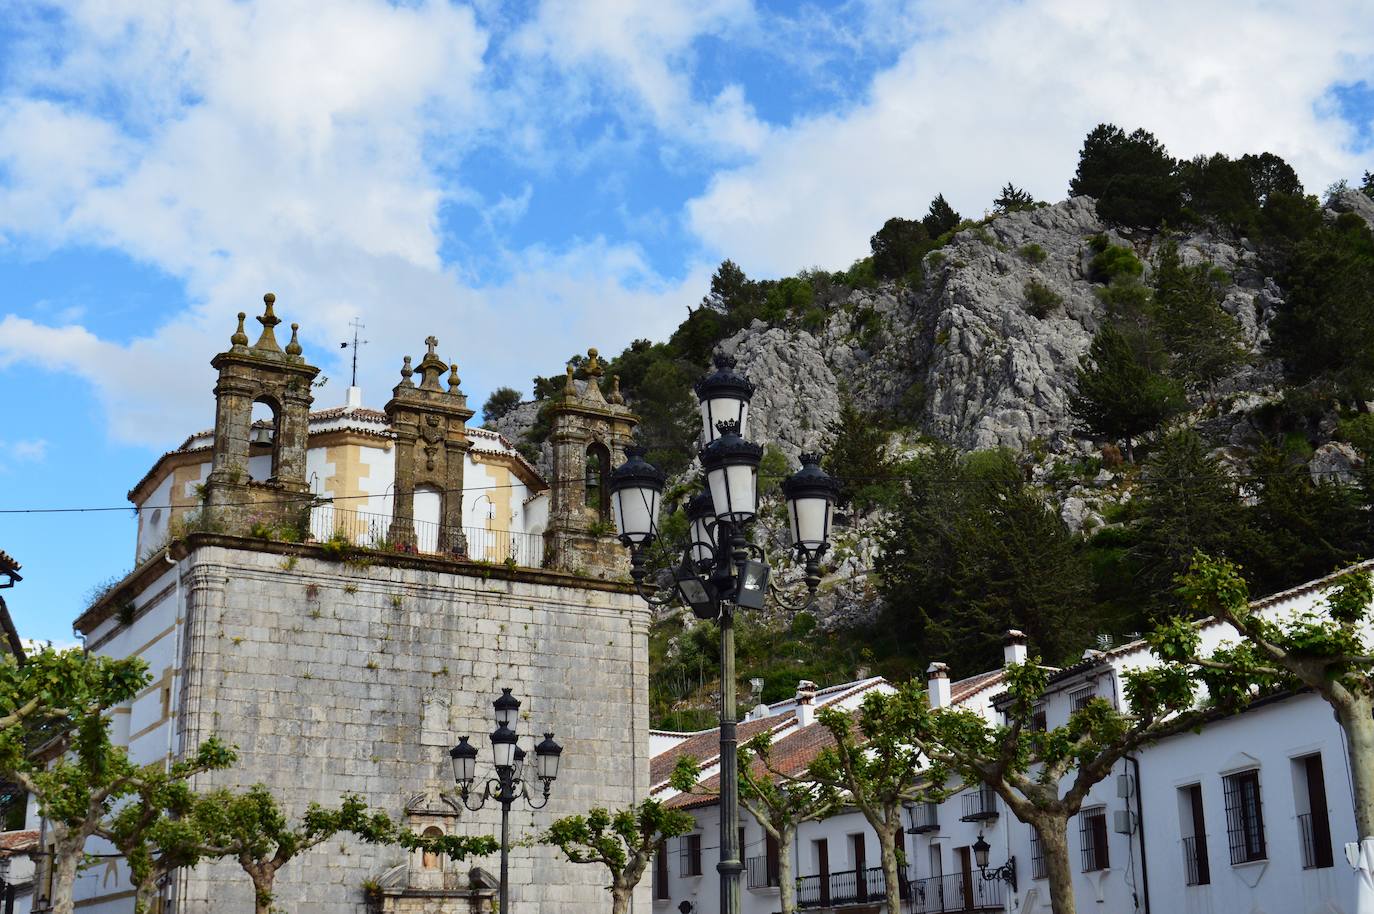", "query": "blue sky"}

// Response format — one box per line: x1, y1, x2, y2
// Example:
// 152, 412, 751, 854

1, 0, 1371, 645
